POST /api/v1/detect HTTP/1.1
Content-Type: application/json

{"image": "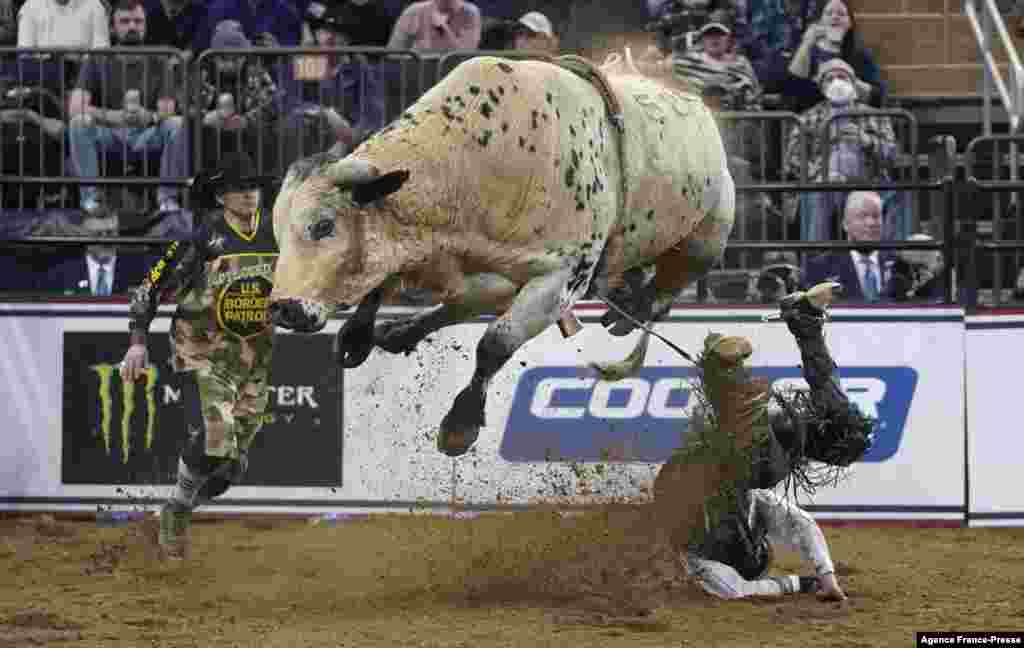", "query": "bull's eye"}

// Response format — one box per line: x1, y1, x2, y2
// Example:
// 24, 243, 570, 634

307, 218, 336, 241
